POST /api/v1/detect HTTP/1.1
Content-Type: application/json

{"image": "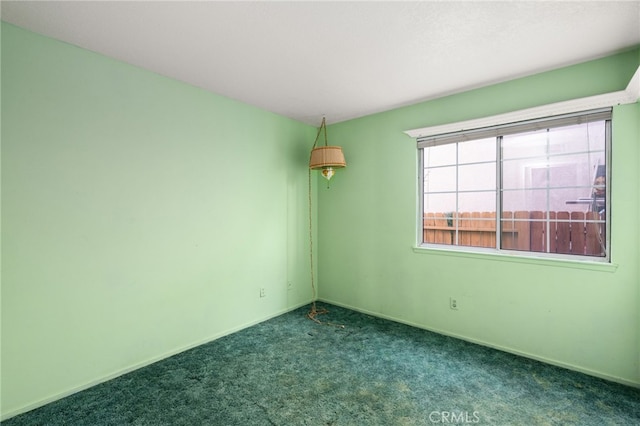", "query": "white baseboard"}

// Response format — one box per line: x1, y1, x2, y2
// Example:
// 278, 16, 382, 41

1, 300, 312, 422
318, 297, 640, 389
